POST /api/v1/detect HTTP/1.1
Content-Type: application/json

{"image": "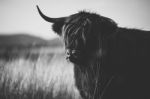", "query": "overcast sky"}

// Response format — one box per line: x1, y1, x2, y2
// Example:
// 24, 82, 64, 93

0, 0, 150, 39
